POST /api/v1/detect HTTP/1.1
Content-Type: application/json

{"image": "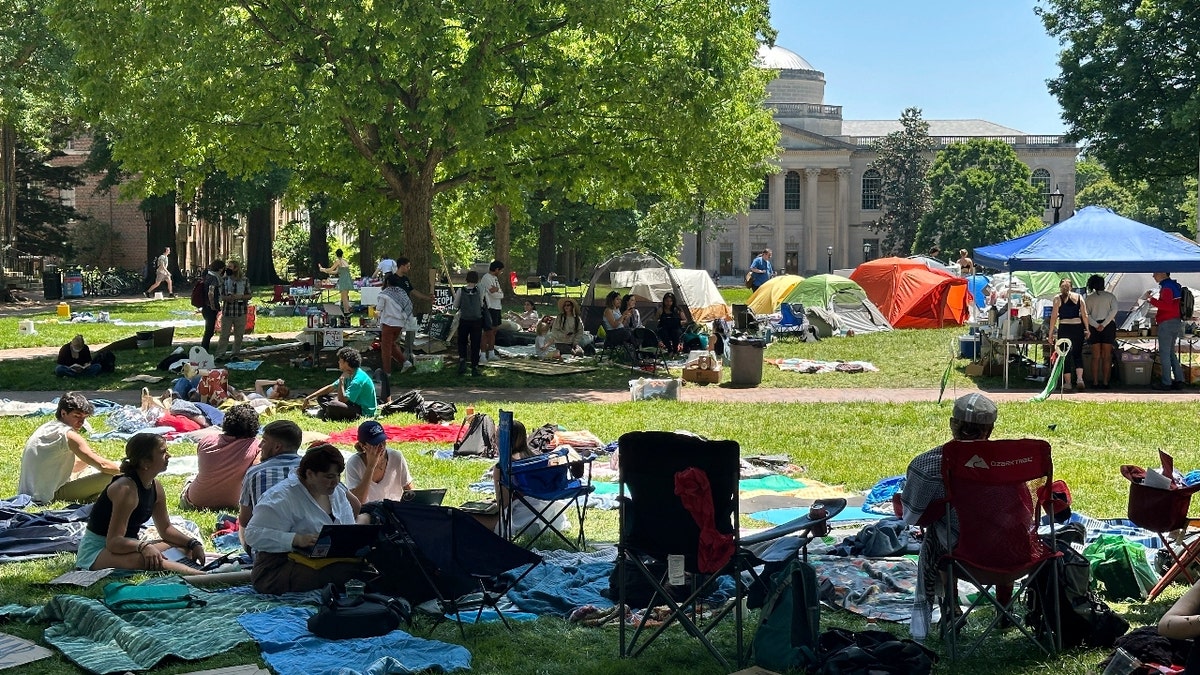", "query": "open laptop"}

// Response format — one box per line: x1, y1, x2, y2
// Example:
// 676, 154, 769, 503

300, 524, 382, 559
402, 488, 447, 506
